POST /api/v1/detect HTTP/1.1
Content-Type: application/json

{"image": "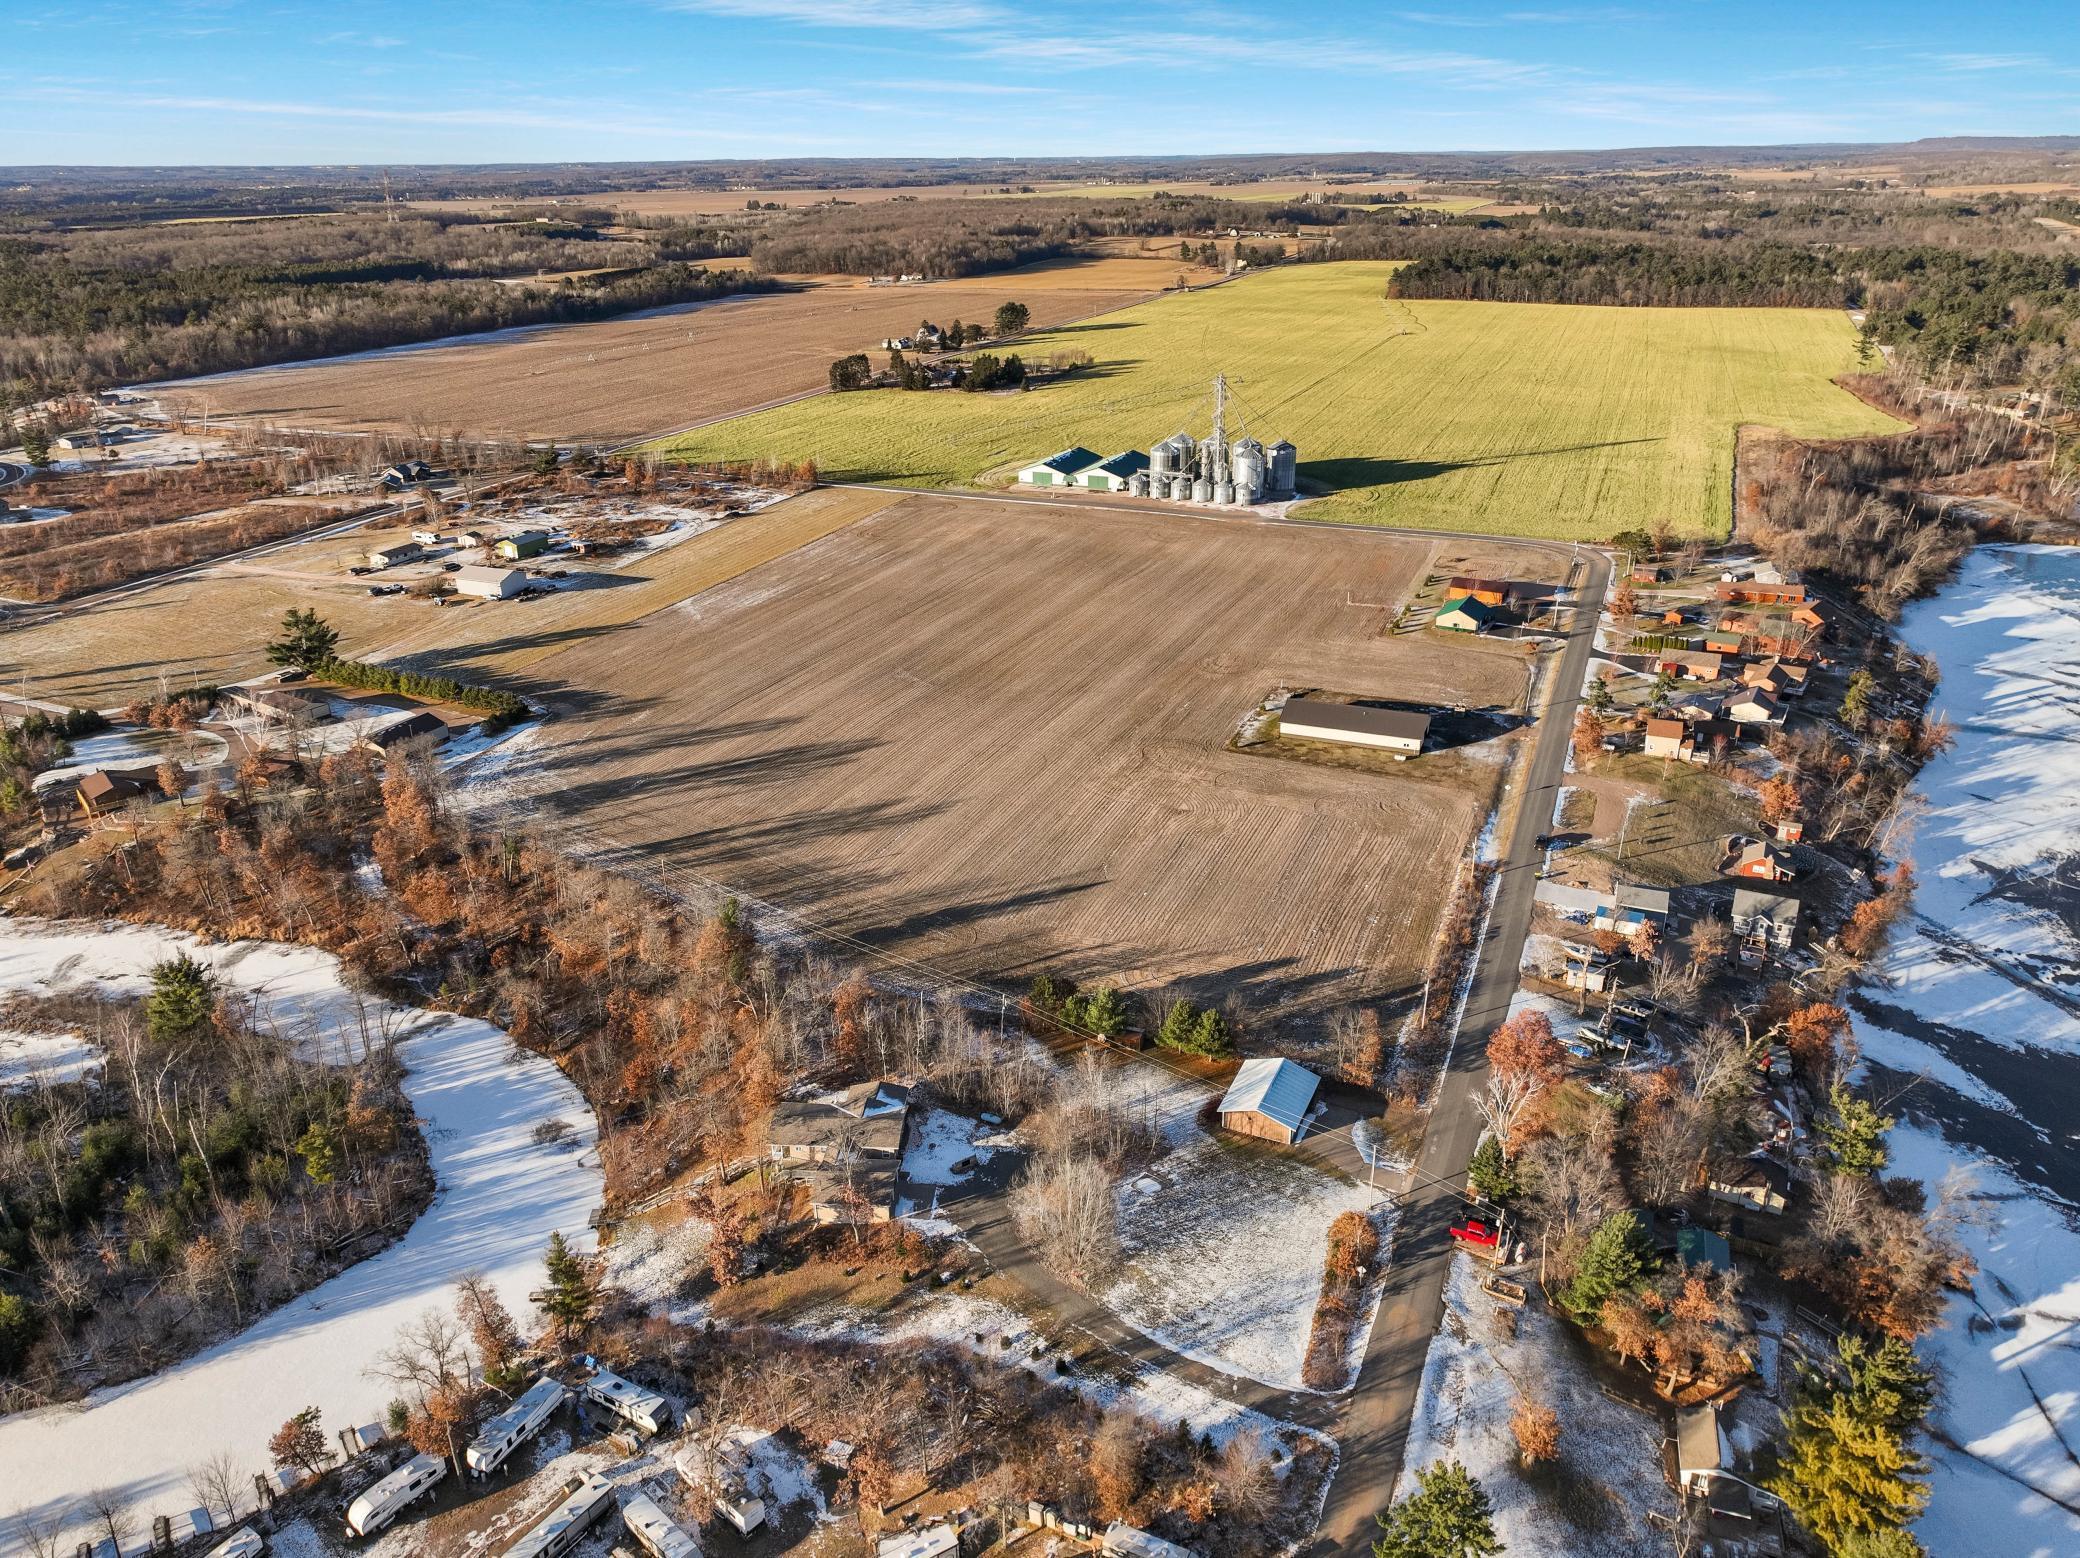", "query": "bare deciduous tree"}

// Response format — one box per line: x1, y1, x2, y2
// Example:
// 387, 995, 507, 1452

1012, 1150, 1119, 1288
190, 1449, 247, 1528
